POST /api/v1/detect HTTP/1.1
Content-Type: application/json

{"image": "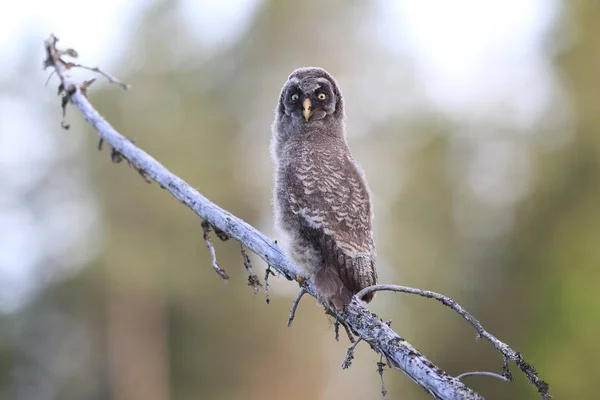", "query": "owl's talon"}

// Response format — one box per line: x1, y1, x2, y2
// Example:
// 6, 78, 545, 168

296, 274, 306, 283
